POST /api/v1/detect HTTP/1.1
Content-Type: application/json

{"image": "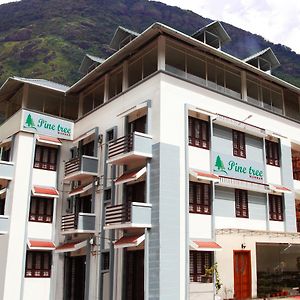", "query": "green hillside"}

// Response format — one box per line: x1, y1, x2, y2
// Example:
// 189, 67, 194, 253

0, 0, 299, 87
